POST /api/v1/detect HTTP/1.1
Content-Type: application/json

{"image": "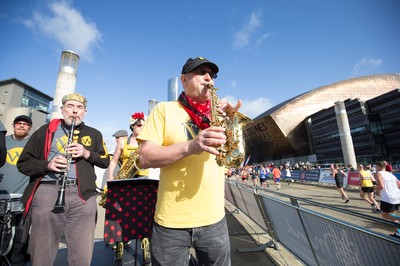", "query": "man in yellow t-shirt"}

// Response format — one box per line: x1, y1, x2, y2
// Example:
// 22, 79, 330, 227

138, 57, 241, 265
